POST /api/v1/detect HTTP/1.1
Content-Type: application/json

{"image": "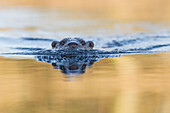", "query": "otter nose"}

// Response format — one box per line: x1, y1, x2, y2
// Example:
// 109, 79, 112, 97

68, 42, 78, 48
